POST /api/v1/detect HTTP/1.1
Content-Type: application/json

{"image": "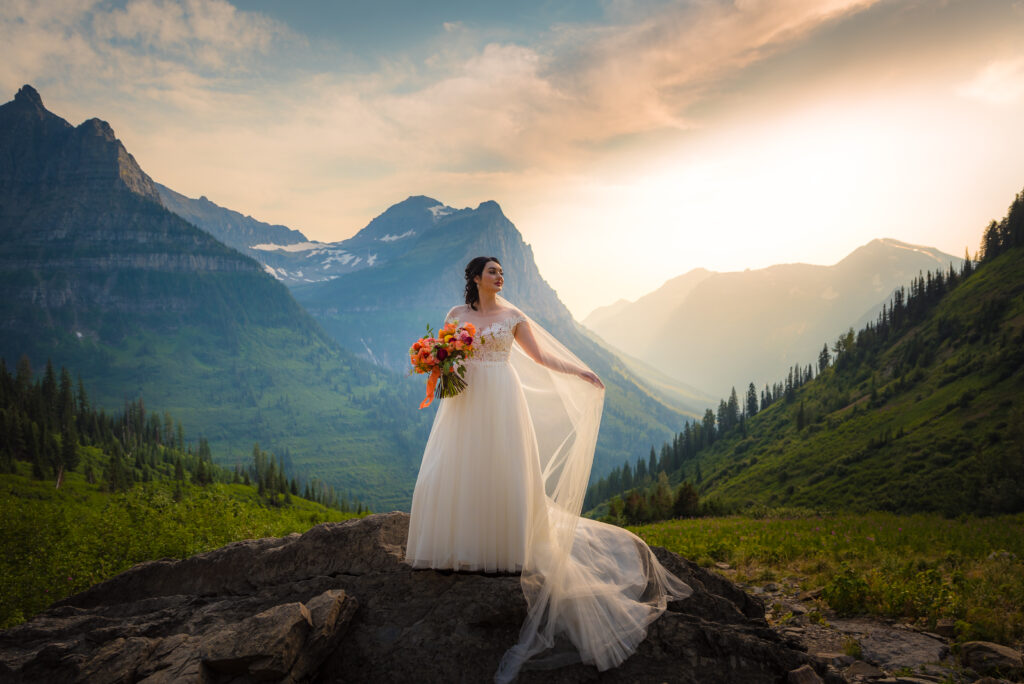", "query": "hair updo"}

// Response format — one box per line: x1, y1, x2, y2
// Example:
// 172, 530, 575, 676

464, 256, 501, 311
